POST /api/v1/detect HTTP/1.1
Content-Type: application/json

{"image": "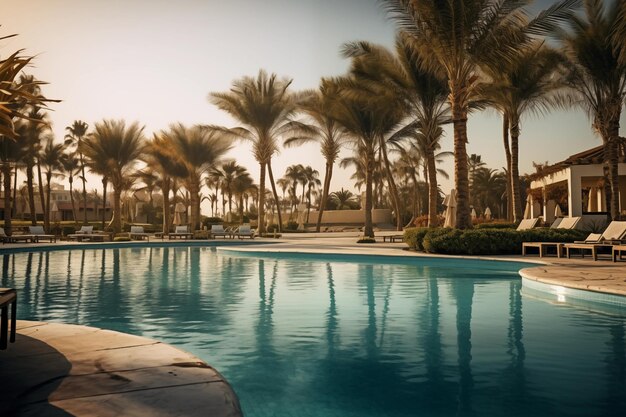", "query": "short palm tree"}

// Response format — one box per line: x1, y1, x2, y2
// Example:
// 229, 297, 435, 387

61, 150, 81, 224
220, 160, 247, 218
559, 0, 626, 220
162, 123, 231, 231
64, 120, 90, 224
285, 84, 349, 231
381, 0, 580, 228
40, 136, 67, 231
80, 120, 145, 233
209, 69, 313, 234
329, 188, 358, 210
